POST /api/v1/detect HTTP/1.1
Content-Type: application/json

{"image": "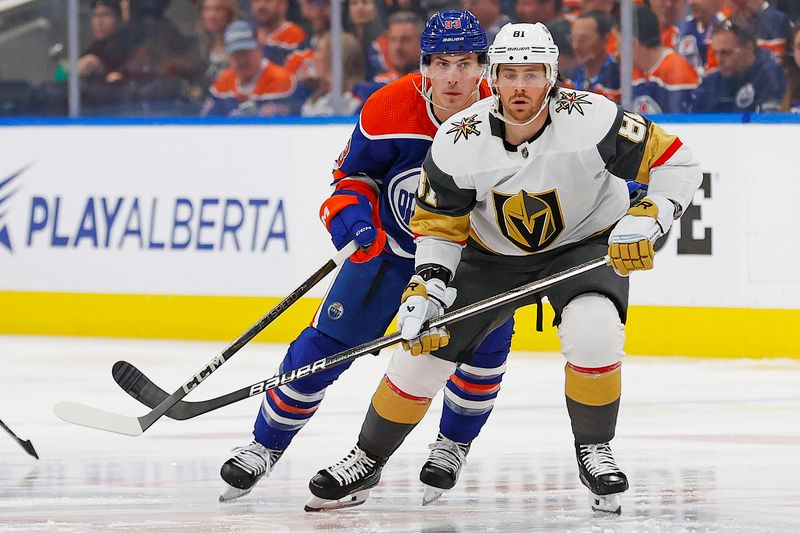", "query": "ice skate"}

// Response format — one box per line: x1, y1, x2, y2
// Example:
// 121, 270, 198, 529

575, 442, 628, 515
419, 433, 470, 505
304, 444, 386, 512
219, 440, 282, 502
